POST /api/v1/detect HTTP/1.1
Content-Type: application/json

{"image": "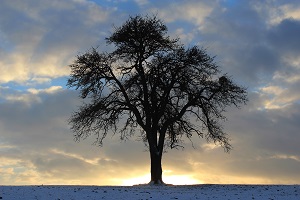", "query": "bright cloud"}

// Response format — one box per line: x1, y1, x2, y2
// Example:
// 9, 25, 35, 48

252, 0, 300, 26
259, 85, 300, 109
27, 86, 63, 95
155, 1, 214, 27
